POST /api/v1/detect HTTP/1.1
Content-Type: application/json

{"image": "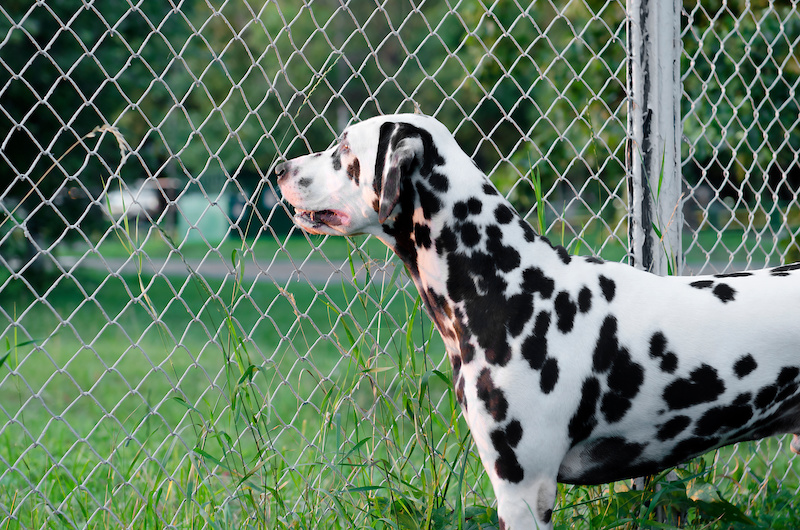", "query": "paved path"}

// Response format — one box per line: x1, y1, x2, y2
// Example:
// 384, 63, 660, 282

58, 253, 401, 286
57, 253, 748, 286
